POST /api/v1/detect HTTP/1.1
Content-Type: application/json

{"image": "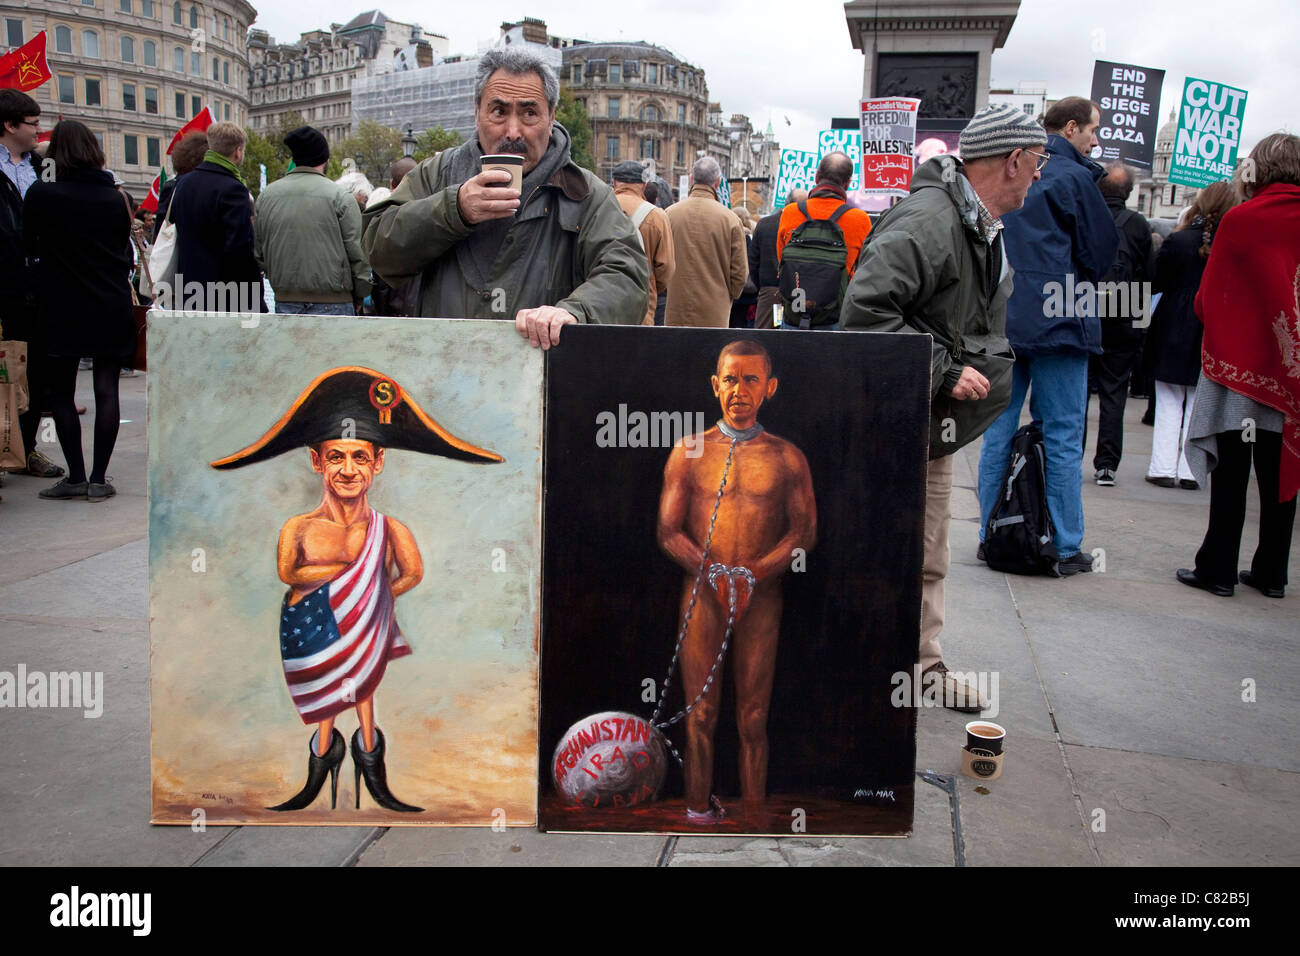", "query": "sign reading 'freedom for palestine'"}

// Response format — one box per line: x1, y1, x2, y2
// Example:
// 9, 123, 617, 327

1169, 76, 1248, 189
